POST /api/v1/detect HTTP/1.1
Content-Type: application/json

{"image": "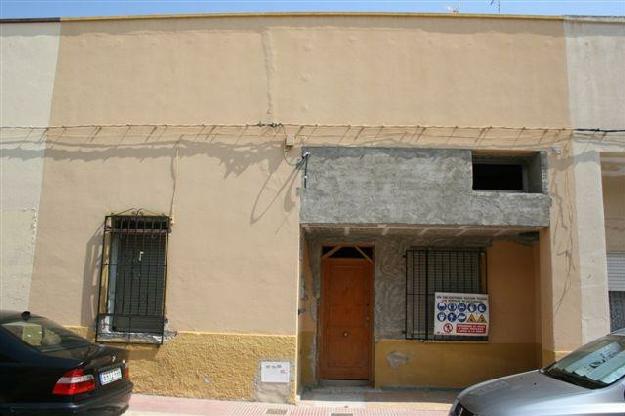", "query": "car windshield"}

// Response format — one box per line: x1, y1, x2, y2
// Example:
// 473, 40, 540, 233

1, 316, 91, 353
543, 335, 625, 389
